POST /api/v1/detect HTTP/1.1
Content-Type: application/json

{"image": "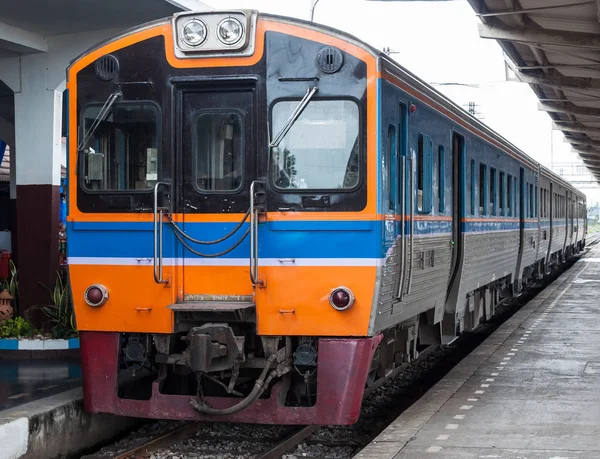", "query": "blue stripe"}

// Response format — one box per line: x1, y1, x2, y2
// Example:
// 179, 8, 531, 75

68, 218, 552, 260
0, 339, 18, 350
68, 221, 382, 259
376, 79, 382, 214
